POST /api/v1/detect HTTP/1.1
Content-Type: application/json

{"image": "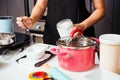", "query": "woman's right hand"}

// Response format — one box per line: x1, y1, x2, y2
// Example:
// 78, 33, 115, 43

16, 16, 34, 29
70, 23, 84, 37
